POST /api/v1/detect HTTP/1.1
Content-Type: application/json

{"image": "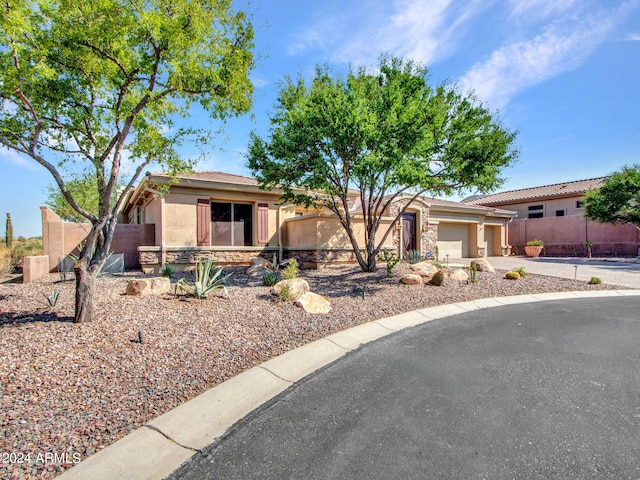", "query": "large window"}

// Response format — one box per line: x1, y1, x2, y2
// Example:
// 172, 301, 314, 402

528, 204, 544, 219
211, 202, 253, 246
